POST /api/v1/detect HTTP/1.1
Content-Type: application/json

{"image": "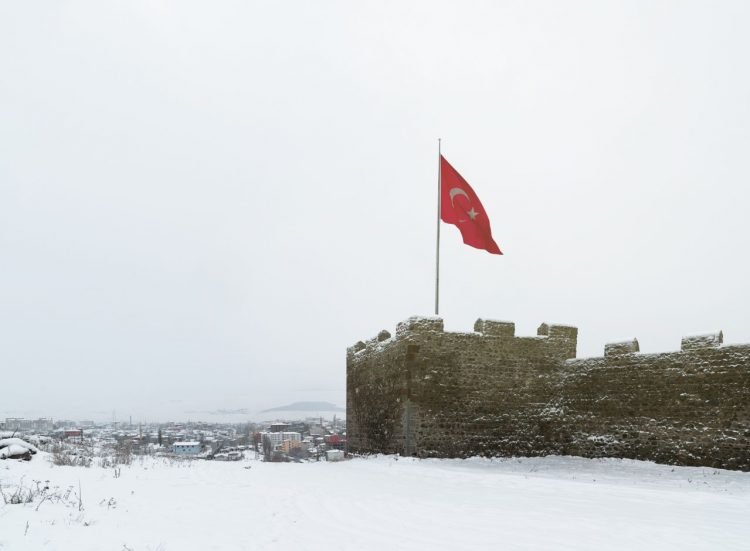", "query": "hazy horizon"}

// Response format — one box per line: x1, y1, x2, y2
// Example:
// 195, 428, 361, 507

2, 1, 749, 422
